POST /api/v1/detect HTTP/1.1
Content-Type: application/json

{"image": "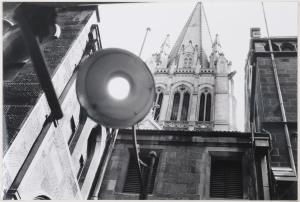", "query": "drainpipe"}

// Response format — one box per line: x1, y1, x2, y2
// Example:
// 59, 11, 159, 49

90, 129, 118, 200
262, 2, 297, 177
262, 129, 274, 199
251, 123, 259, 200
